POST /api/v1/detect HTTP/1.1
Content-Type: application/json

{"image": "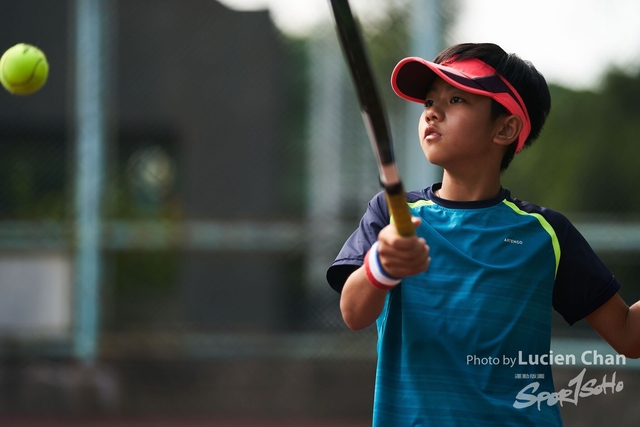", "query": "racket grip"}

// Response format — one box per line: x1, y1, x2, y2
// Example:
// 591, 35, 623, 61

384, 182, 416, 237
